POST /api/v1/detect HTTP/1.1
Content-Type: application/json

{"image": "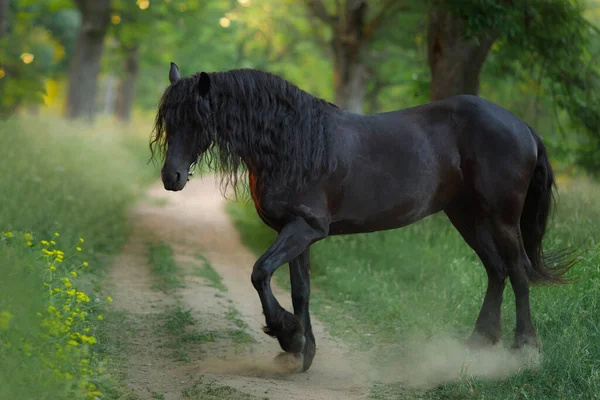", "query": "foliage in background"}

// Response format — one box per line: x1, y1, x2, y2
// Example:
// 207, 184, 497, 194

0, 0, 78, 116
0, 0, 599, 169
439, 0, 600, 173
